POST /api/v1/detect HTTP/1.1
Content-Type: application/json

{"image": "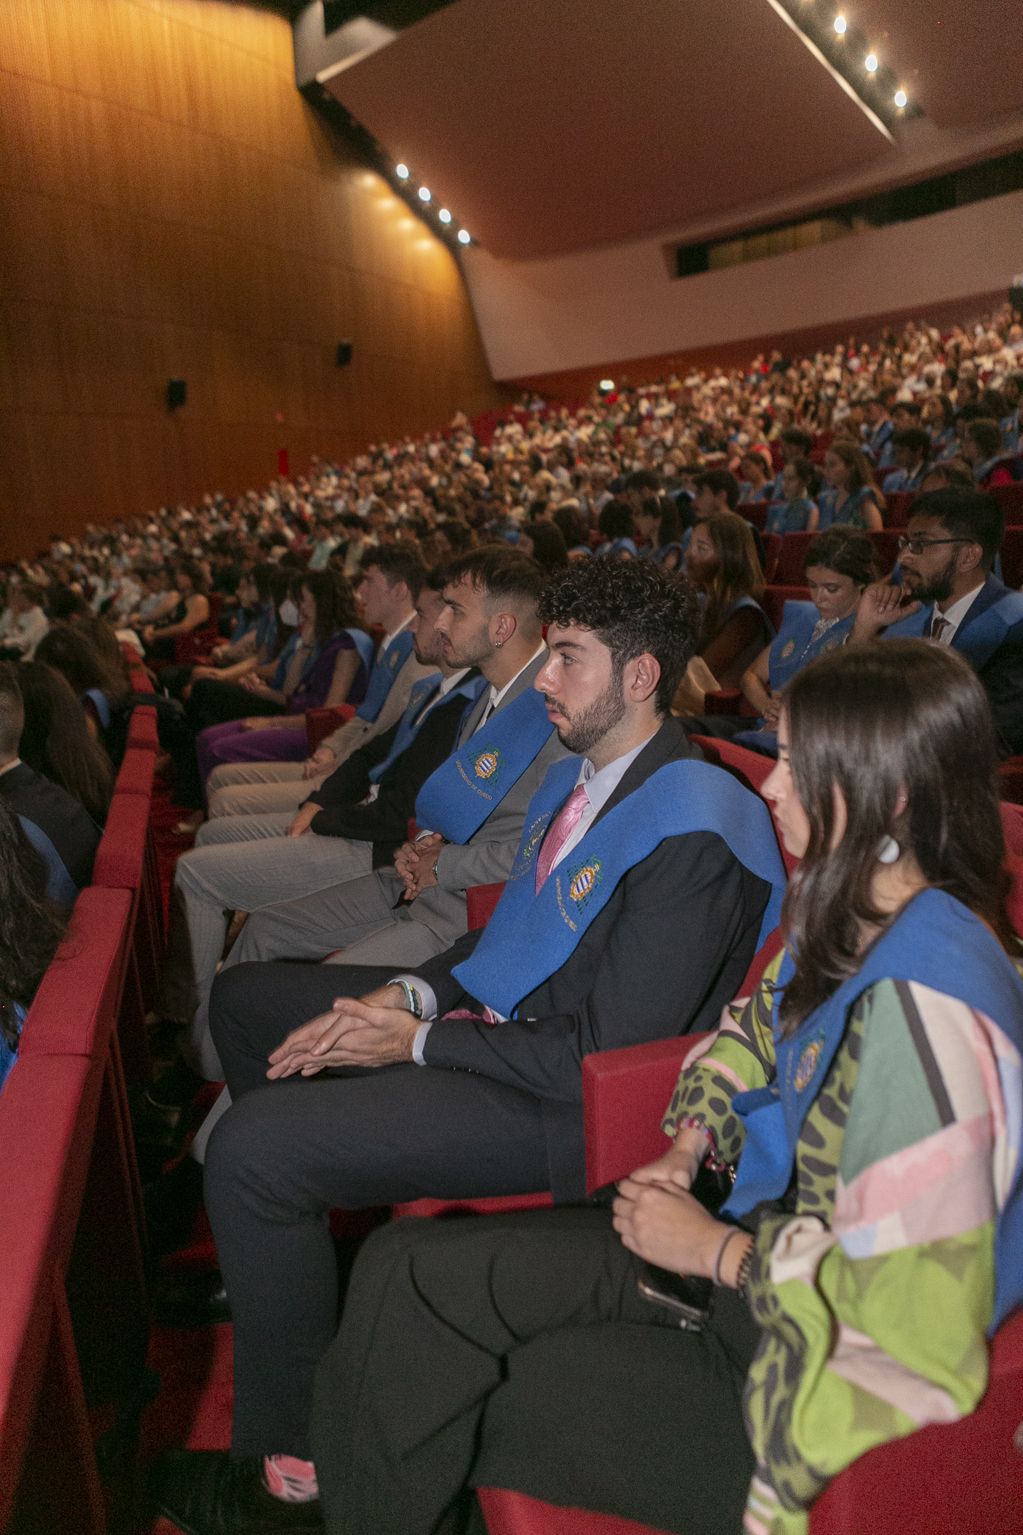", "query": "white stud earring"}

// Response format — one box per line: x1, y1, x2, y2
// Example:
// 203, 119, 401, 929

877, 835, 901, 865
